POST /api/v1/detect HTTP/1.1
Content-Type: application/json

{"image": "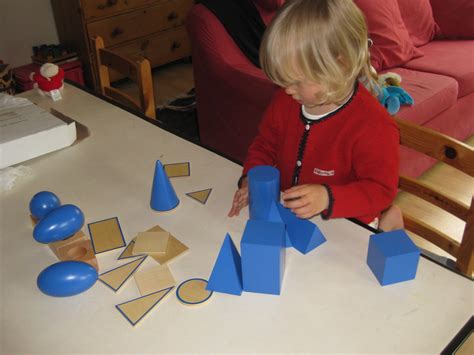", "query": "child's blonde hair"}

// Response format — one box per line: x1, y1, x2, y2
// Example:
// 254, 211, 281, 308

260, 0, 377, 105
